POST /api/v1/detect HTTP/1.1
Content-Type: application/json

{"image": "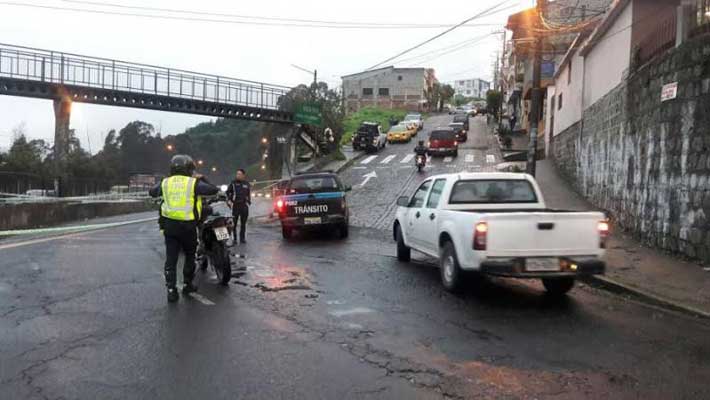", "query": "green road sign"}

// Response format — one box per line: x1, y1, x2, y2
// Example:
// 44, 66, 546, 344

294, 103, 322, 126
